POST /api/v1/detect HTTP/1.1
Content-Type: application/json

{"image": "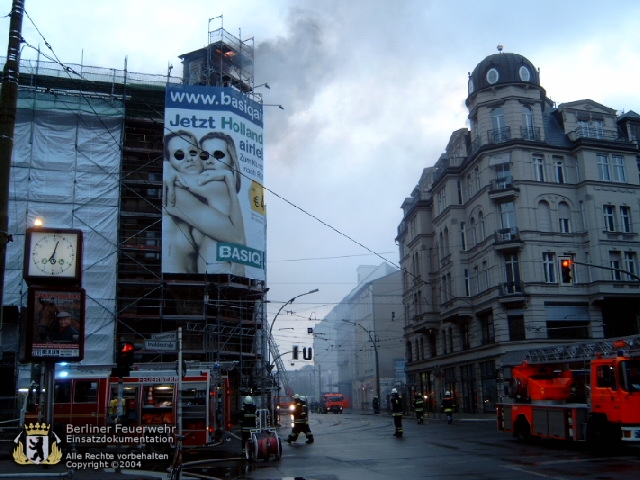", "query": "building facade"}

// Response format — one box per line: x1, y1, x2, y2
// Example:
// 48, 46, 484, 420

397, 52, 640, 415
